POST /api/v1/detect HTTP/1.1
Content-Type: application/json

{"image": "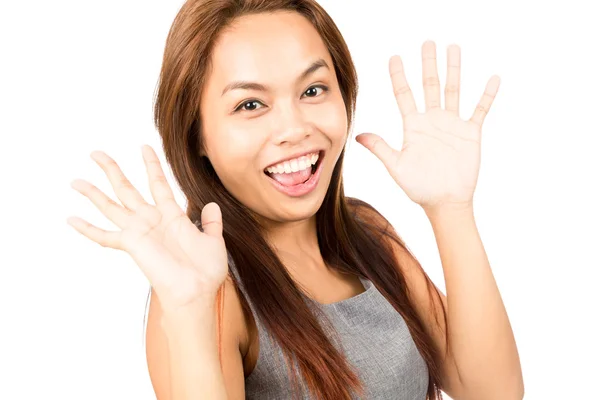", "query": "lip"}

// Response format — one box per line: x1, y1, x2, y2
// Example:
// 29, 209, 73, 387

264, 150, 325, 197
264, 148, 324, 171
